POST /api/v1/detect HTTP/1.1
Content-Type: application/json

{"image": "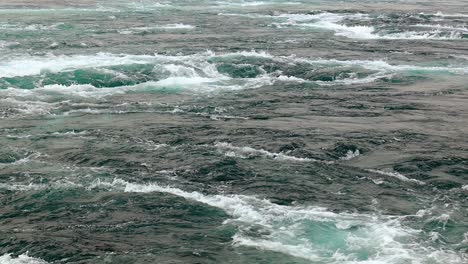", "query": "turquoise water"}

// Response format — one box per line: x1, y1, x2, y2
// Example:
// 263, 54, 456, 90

0, 1, 467, 263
